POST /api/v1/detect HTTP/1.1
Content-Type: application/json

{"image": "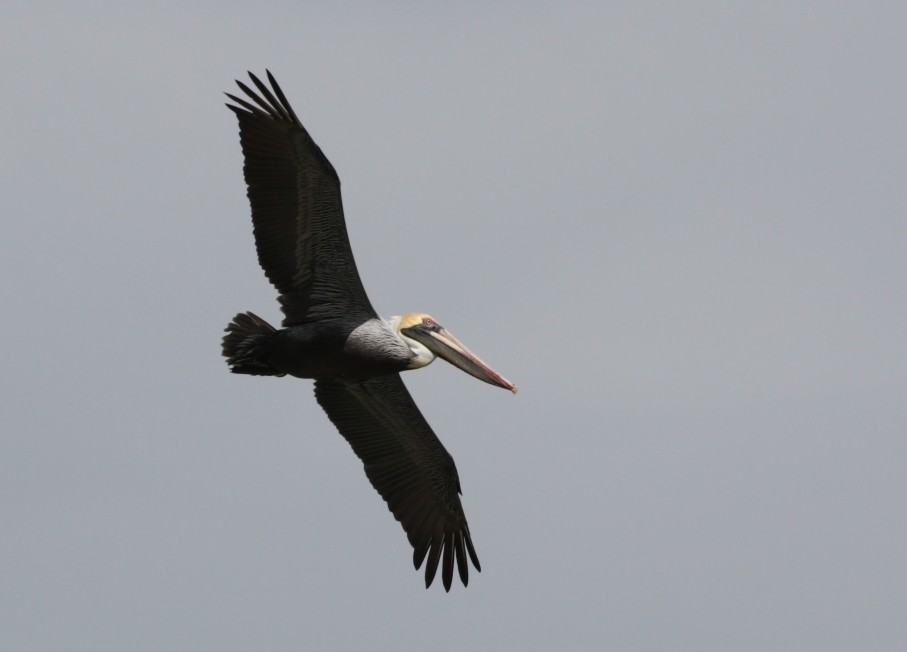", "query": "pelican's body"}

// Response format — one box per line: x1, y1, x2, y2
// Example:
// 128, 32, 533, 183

229, 315, 413, 379
221, 72, 516, 591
